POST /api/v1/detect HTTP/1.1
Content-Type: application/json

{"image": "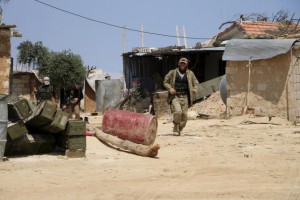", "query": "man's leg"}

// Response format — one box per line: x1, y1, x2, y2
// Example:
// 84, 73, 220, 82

73, 104, 81, 119
171, 97, 182, 135
179, 96, 188, 131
